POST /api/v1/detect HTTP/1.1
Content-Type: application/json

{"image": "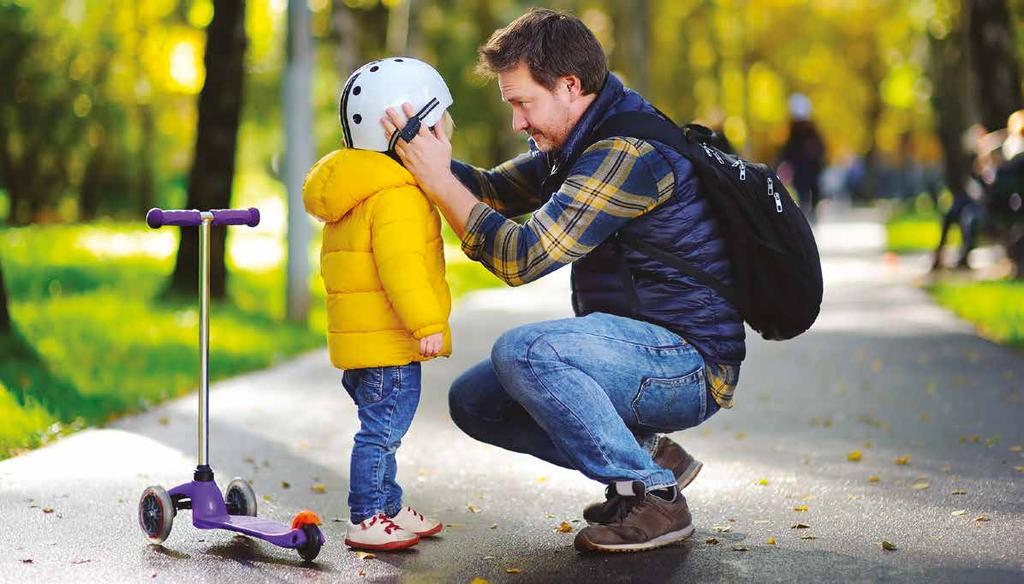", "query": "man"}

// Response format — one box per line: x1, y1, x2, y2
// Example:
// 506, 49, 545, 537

382, 8, 743, 553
